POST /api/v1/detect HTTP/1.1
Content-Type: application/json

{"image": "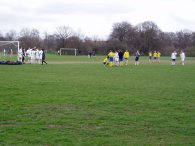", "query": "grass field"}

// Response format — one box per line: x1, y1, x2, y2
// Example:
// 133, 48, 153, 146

0, 55, 195, 145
